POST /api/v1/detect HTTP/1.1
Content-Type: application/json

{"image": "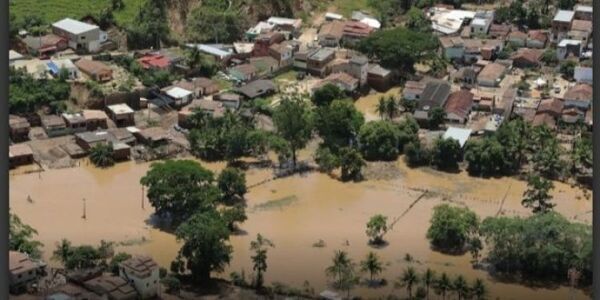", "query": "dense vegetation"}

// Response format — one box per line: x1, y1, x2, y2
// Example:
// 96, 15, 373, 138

89, 143, 116, 168
9, 213, 44, 259
426, 204, 479, 253
9, 67, 70, 114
